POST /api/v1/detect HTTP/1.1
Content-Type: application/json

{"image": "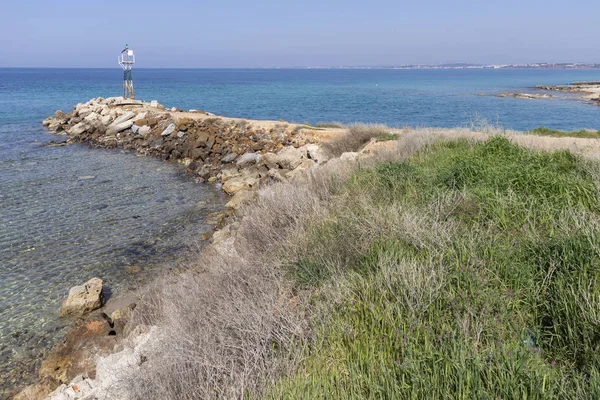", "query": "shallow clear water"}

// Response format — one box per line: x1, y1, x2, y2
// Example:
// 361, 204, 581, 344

0, 67, 598, 393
